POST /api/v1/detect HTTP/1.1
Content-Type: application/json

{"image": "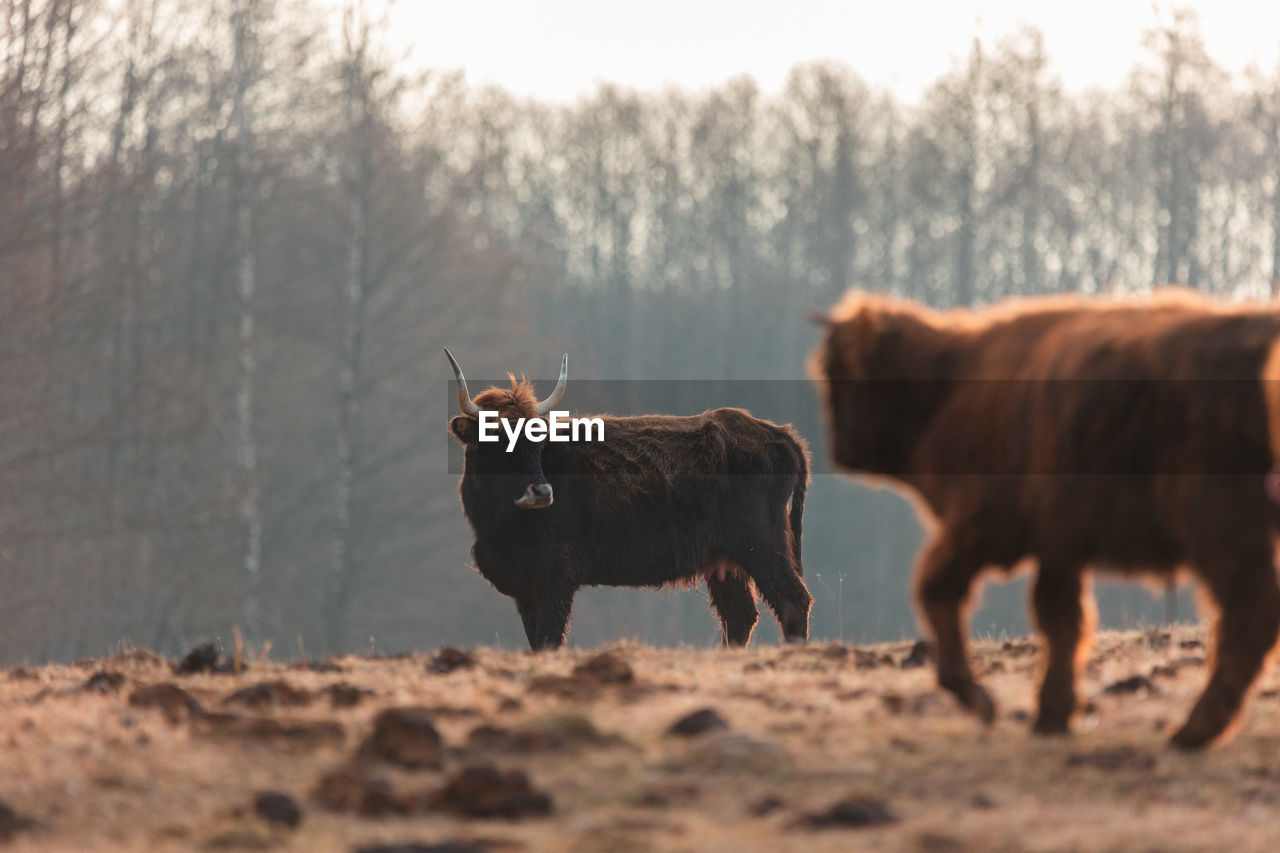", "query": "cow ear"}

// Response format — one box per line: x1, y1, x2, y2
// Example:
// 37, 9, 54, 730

449, 415, 476, 444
